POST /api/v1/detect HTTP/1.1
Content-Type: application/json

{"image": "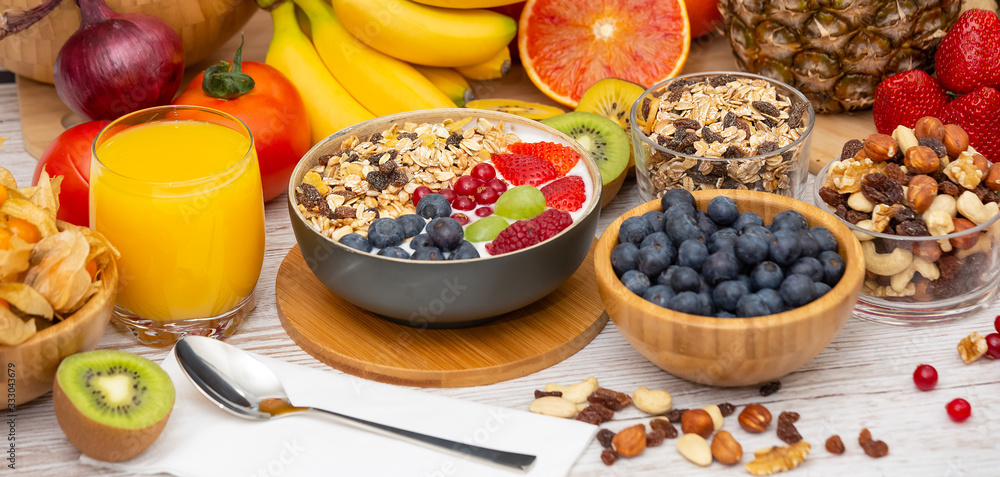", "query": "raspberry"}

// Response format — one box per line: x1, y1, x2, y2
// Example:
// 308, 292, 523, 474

507, 141, 580, 176
486, 209, 573, 255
